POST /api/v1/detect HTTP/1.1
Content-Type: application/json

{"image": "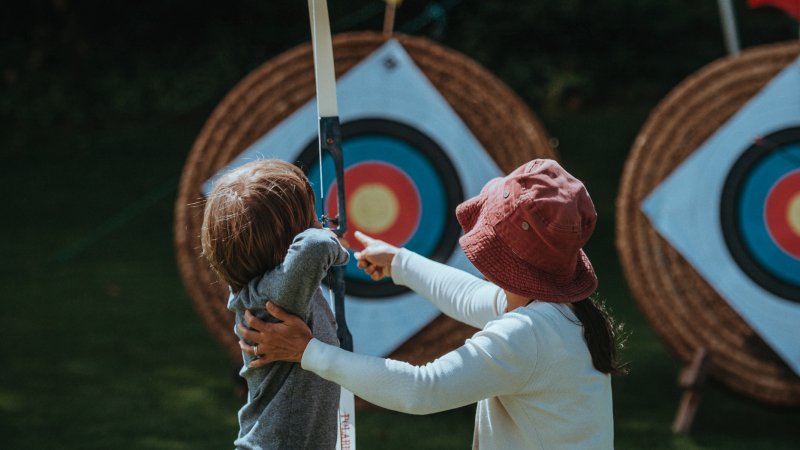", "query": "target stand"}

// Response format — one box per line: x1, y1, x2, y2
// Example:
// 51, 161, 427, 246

617, 41, 800, 431
174, 32, 555, 392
